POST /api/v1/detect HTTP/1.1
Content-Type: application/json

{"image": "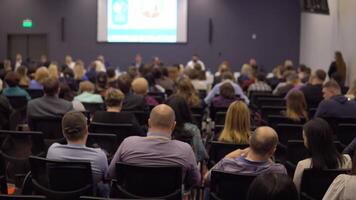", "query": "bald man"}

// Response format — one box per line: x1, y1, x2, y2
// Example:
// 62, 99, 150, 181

204, 126, 287, 183
108, 104, 200, 187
